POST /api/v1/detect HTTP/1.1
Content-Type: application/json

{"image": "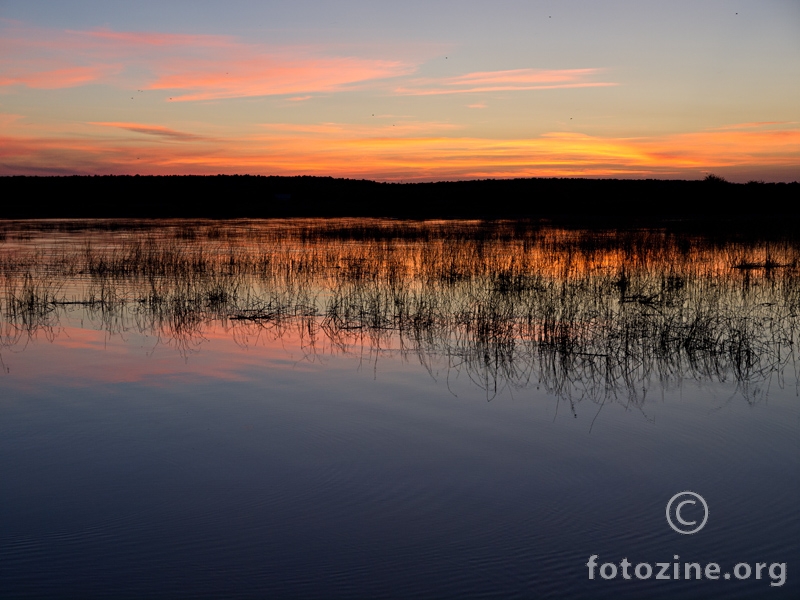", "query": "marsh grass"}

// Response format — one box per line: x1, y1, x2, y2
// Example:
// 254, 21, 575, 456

1, 219, 798, 409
